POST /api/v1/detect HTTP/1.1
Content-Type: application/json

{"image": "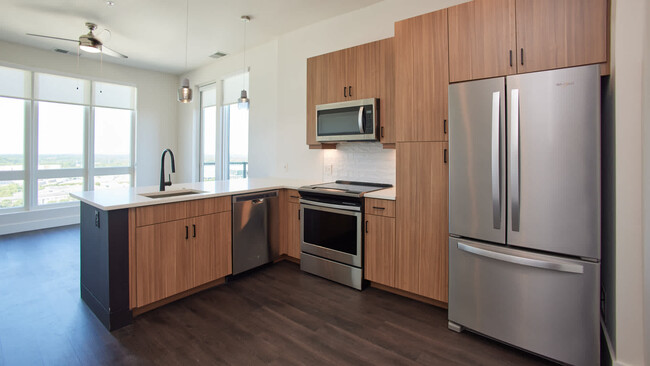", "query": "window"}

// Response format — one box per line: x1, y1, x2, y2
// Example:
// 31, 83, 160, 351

200, 72, 249, 181
0, 65, 136, 211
